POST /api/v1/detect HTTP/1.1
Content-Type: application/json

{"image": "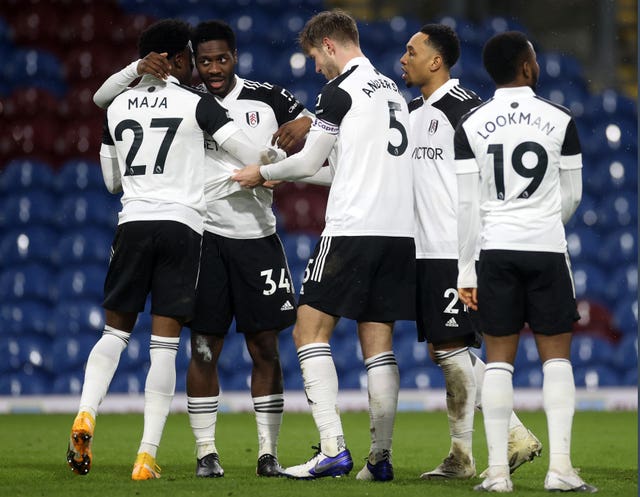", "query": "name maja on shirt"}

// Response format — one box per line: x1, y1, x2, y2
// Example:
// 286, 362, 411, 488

128, 96, 168, 109
476, 111, 555, 140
